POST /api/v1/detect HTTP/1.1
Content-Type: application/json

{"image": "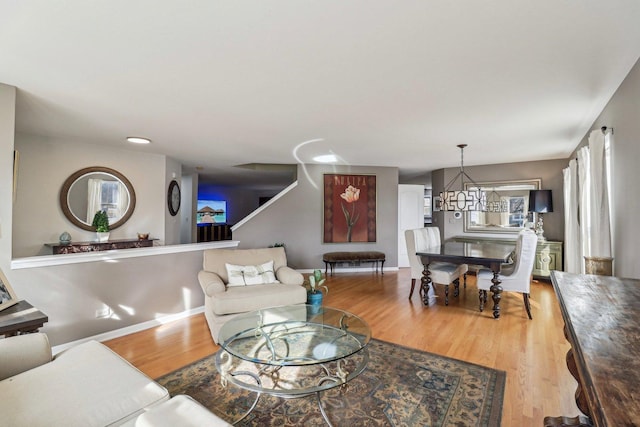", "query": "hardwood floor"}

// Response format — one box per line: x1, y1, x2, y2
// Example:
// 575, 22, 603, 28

104, 269, 580, 426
